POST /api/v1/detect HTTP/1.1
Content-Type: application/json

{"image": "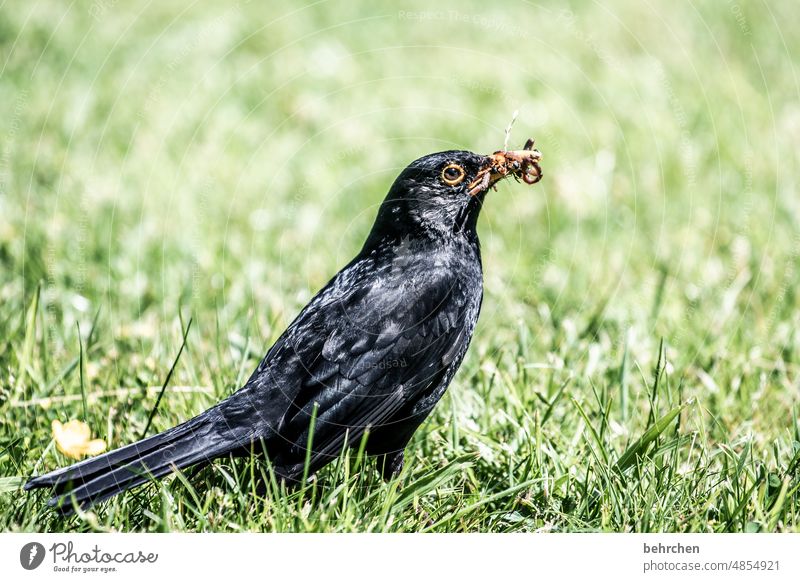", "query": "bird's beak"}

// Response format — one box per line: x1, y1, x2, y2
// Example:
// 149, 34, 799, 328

467, 139, 543, 196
